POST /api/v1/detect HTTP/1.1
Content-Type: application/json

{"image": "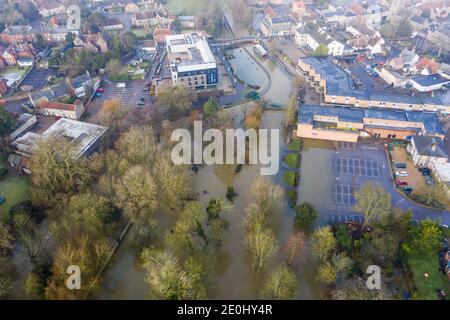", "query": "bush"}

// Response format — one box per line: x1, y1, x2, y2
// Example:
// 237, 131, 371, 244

0, 167, 7, 178
283, 154, 300, 168
226, 186, 235, 202
283, 171, 296, 187
9, 200, 44, 224
335, 224, 353, 251
294, 202, 318, 231
287, 139, 302, 151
